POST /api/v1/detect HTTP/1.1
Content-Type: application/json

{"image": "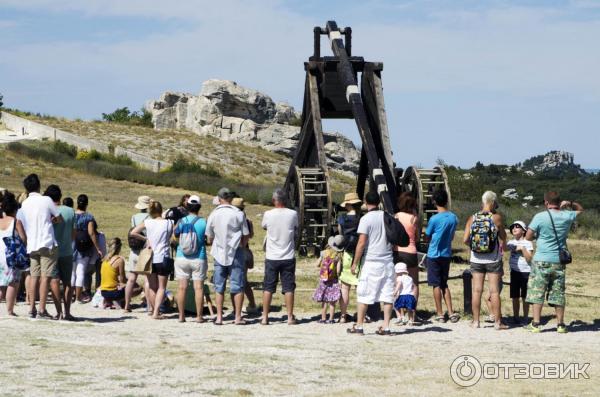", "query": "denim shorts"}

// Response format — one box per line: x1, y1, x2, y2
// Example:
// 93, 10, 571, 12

426, 257, 451, 289
213, 248, 245, 294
